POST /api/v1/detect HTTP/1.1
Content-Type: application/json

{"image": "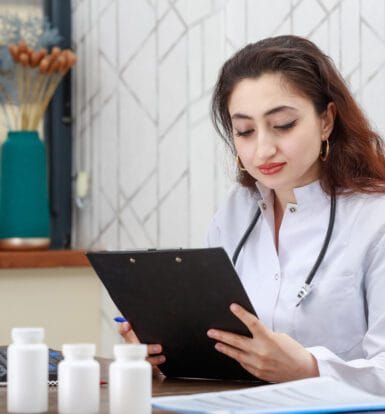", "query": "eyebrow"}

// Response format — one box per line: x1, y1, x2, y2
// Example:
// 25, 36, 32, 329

231, 105, 298, 120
